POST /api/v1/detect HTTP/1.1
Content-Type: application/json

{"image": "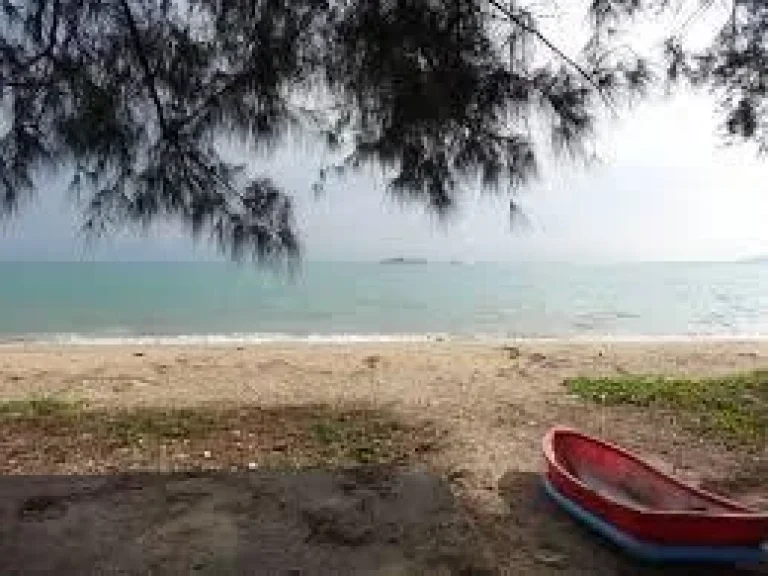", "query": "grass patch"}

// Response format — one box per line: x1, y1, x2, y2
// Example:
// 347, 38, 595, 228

100, 409, 223, 445
565, 370, 768, 444
0, 402, 441, 473
0, 397, 81, 418
0, 400, 221, 442
310, 415, 425, 465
